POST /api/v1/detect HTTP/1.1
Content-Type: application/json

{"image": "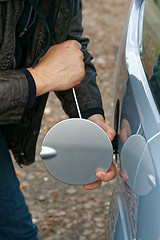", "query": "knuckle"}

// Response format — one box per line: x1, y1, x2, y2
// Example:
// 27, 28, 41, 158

67, 40, 77, 48
68, 40, 81, 49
